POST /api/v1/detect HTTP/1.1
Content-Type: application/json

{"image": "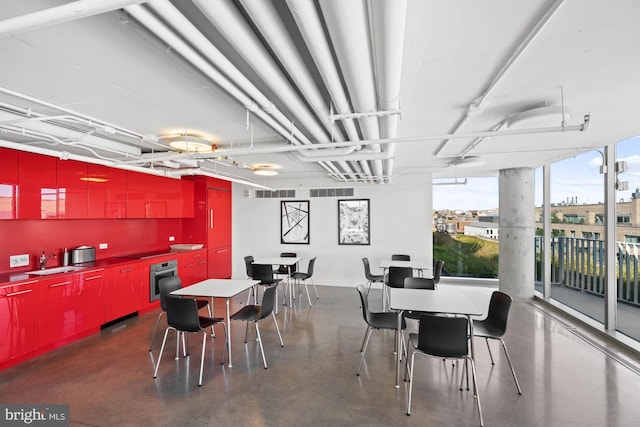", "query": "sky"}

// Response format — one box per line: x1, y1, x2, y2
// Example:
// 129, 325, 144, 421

432, 135, 640, 211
